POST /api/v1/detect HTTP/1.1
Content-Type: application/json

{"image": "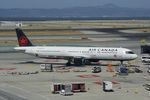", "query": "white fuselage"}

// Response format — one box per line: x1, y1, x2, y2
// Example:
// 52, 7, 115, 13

14, 46, 137, 61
